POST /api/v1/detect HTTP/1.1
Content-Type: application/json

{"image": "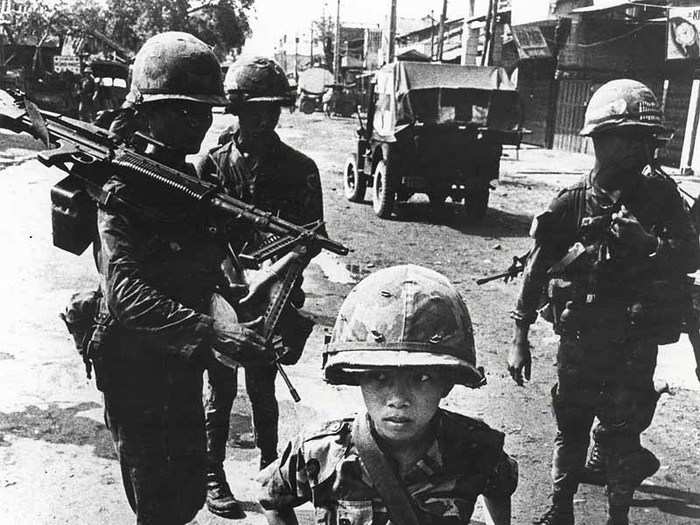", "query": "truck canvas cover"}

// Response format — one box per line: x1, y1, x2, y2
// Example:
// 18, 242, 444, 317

373, 61, 520, 141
